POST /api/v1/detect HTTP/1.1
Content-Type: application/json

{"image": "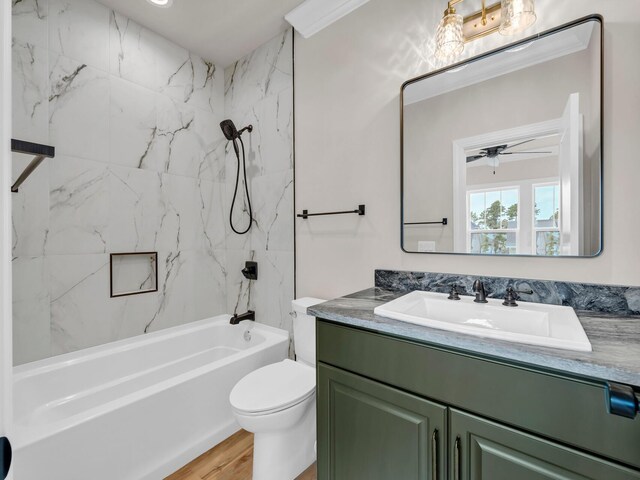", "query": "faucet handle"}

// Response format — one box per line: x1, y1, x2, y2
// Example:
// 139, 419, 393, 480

502, 286, 534, 307
447, 284, 461, 301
